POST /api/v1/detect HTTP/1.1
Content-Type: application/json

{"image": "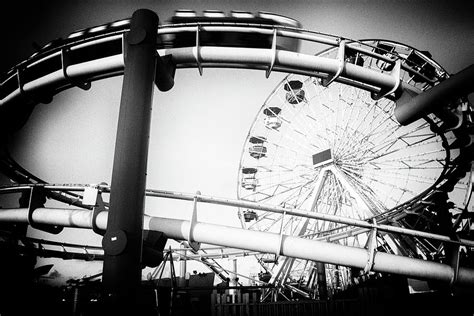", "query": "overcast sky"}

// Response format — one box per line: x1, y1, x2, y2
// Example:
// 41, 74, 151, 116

1, 0, 472, 284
